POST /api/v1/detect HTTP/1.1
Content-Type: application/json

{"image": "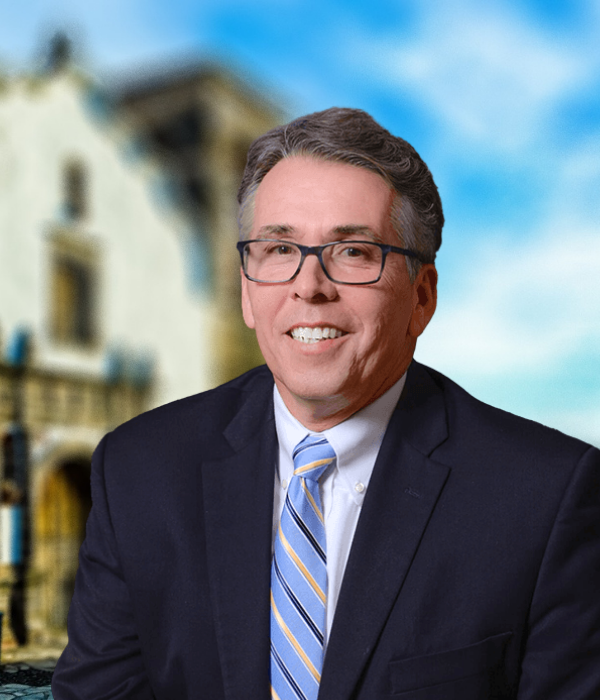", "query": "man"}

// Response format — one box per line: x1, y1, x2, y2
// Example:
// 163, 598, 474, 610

53, 108, 600, 699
